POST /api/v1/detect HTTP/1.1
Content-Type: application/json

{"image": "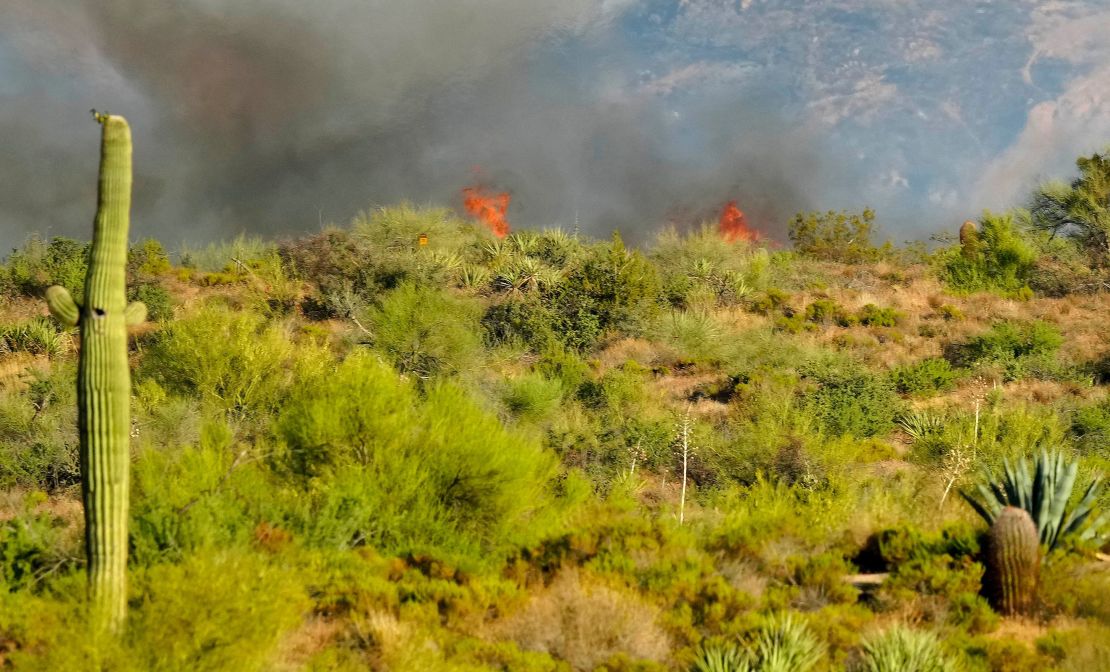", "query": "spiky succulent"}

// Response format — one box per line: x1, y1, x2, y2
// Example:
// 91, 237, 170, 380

858, 626, 954, 672
961, 449, 1107, 552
